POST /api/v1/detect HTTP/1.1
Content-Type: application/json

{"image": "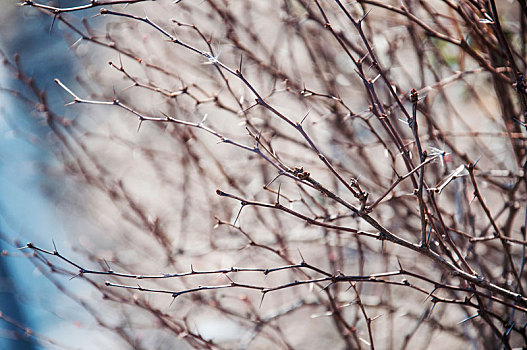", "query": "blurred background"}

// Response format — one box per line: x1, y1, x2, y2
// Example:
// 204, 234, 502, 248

0, 1, 113, 348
